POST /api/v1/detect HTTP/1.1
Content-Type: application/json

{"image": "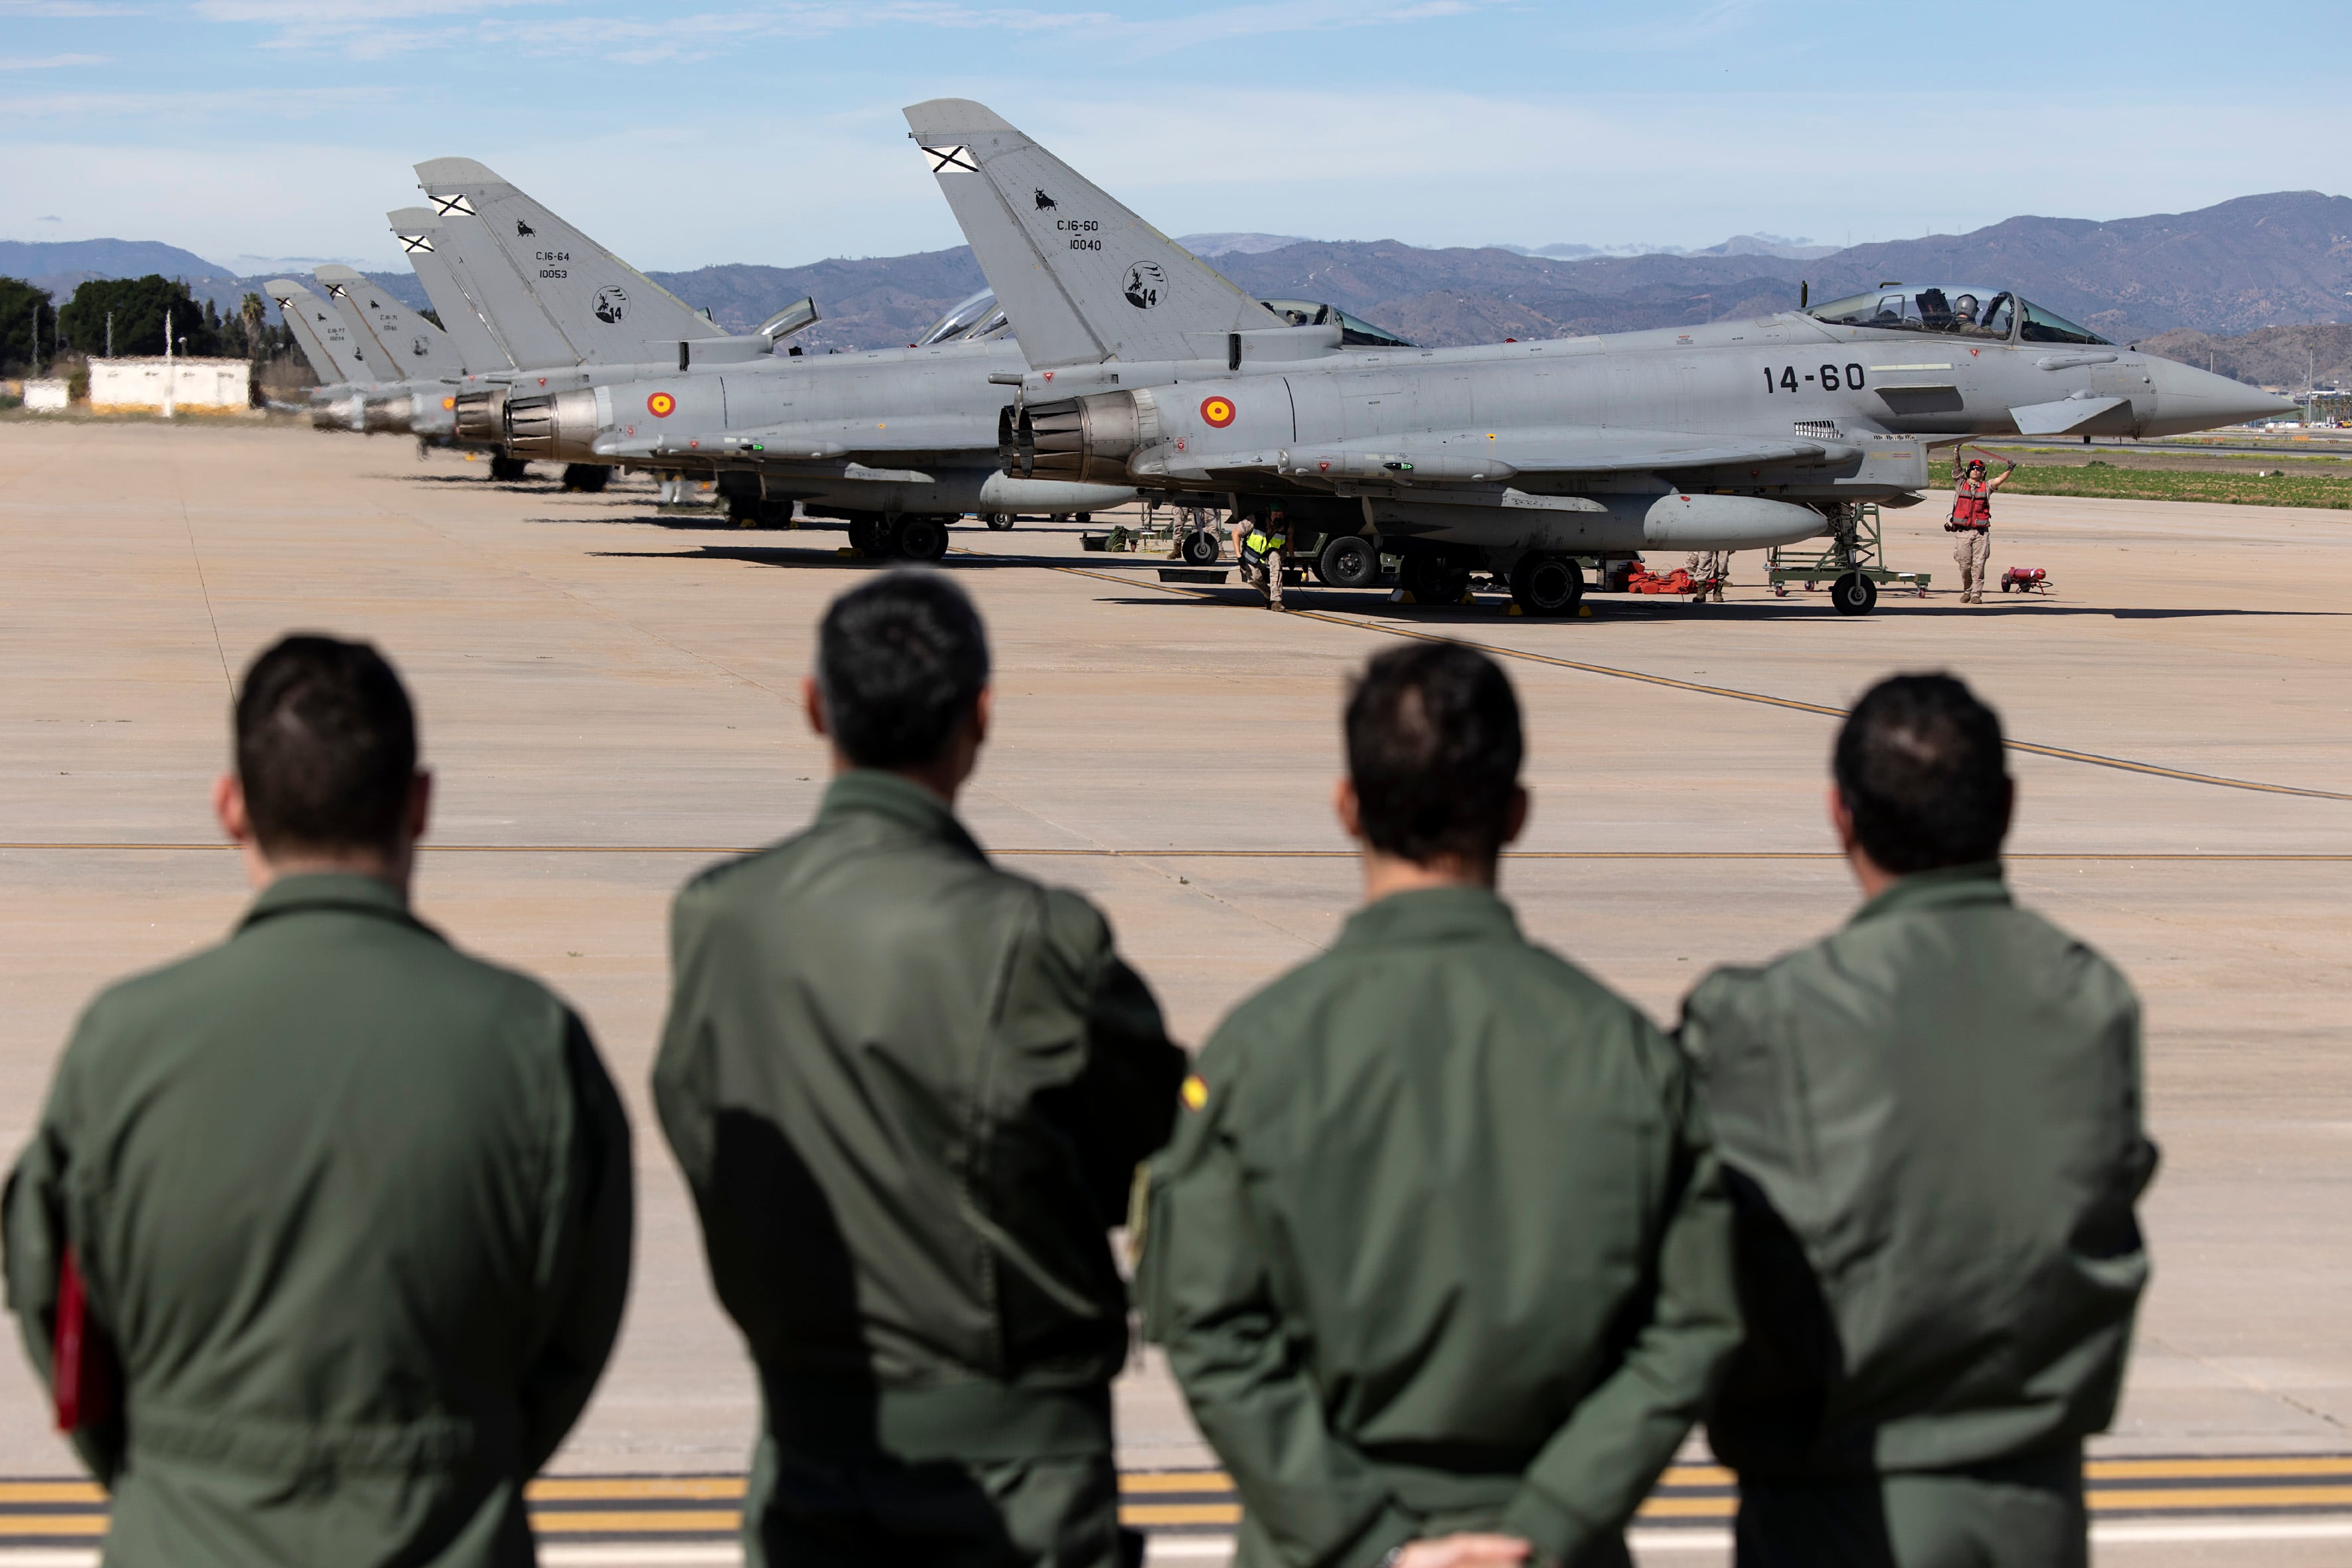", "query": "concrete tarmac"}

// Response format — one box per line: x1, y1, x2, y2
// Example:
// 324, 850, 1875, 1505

1, 423, 2347, 1565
